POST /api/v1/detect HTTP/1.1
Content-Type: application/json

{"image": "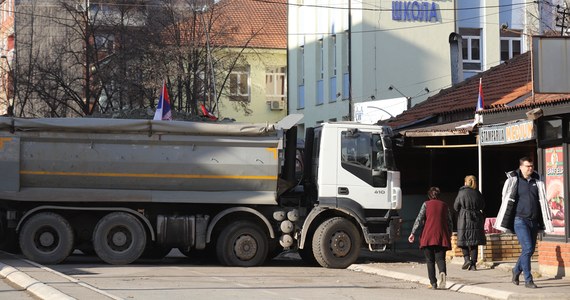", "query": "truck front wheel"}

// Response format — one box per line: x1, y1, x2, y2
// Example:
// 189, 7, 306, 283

19, 212, 74, 264
93, 212, 146, 265
312, 217, 361, 269
216, 221, 268, 267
